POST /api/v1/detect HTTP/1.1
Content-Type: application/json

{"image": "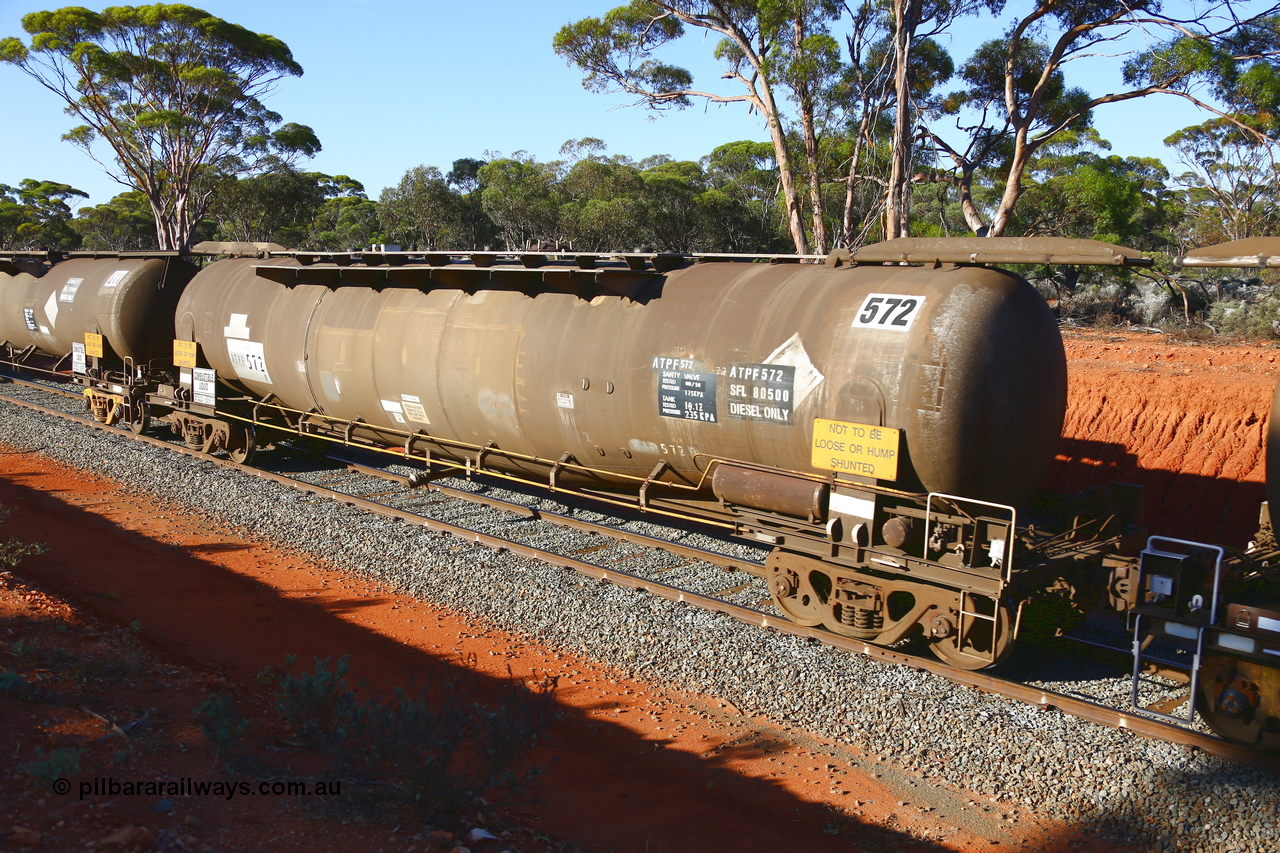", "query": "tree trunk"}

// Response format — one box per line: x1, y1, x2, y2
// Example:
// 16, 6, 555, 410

988, 128, 1033, 237
956, 166, 989, 236
761, 86, 810, 255
840, 119, 869, 247
885, 0, 917, 240
796, 19, 828, 255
